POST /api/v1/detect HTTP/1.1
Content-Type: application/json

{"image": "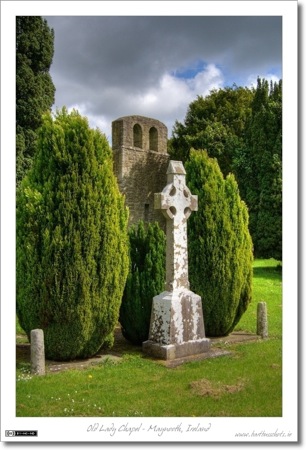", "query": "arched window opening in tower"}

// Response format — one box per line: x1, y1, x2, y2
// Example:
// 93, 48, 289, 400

149, 126, 158, 151
133, 123, 143, 148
